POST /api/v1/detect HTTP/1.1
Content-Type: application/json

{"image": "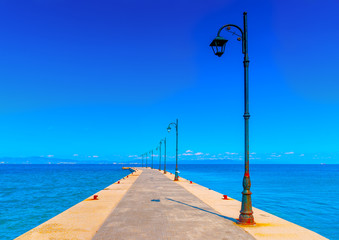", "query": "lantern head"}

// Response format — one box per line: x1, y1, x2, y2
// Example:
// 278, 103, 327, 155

210, 36, 228, 57
167, 126, 171, 133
